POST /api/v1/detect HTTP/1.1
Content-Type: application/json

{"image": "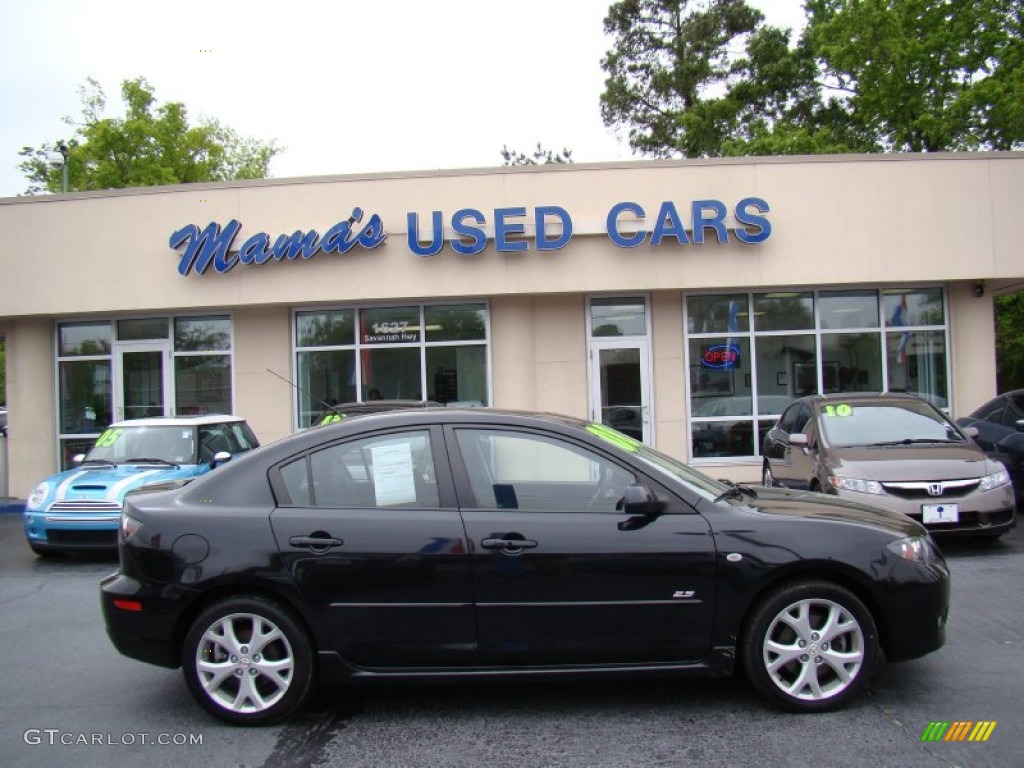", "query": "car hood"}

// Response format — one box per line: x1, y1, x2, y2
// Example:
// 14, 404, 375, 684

740, 486, 923, 537
825, 444, 992, 481
35, 464, 206, 507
